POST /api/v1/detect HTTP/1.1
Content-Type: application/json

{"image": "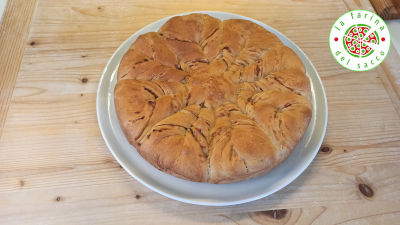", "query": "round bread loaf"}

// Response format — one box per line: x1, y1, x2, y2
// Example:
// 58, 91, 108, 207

114, 13, 312, 183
